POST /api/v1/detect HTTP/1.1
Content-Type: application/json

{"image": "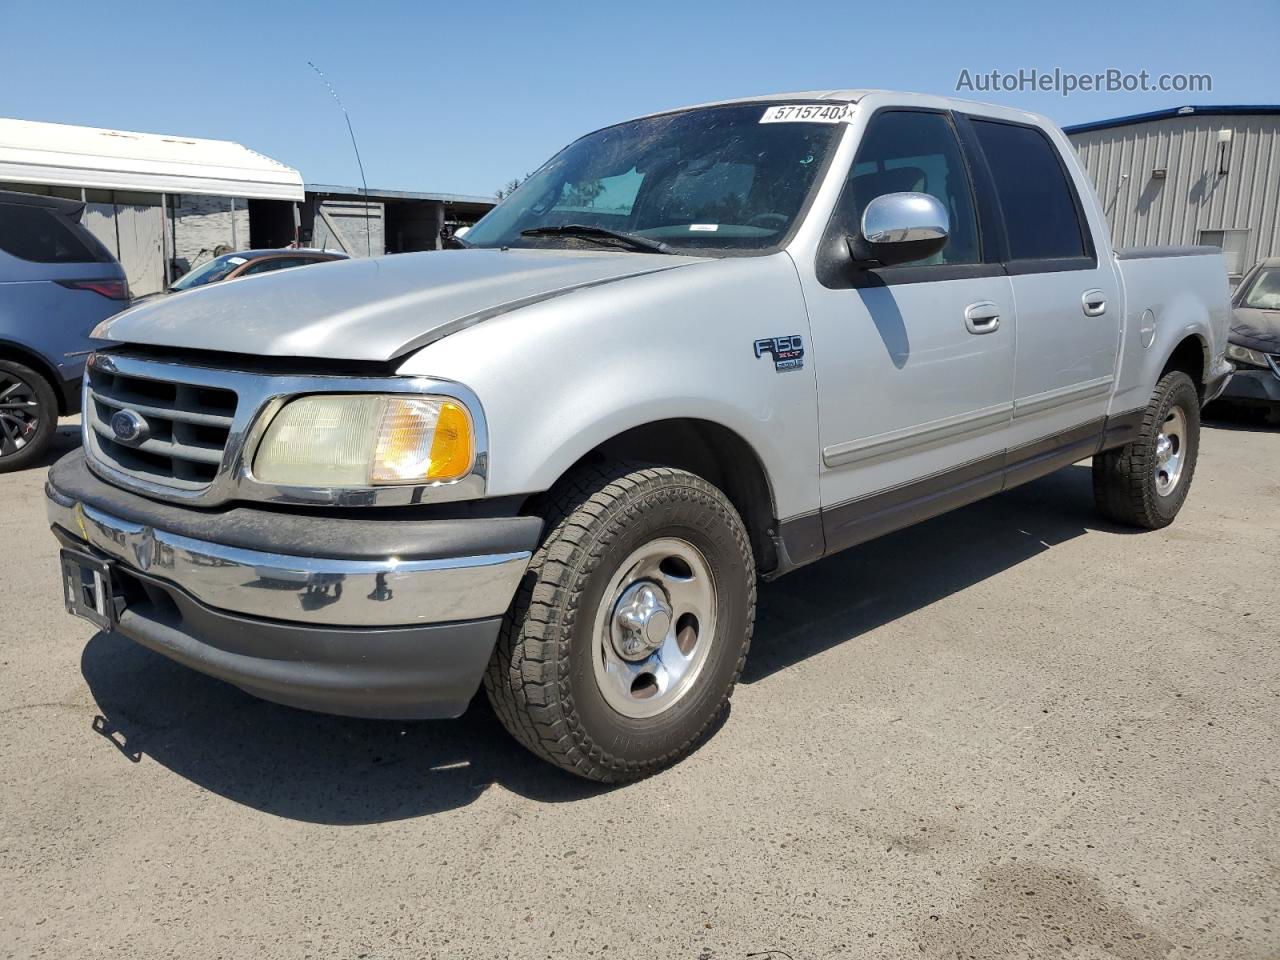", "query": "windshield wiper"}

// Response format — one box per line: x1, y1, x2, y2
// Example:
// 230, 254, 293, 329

520, 224, 675, 255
